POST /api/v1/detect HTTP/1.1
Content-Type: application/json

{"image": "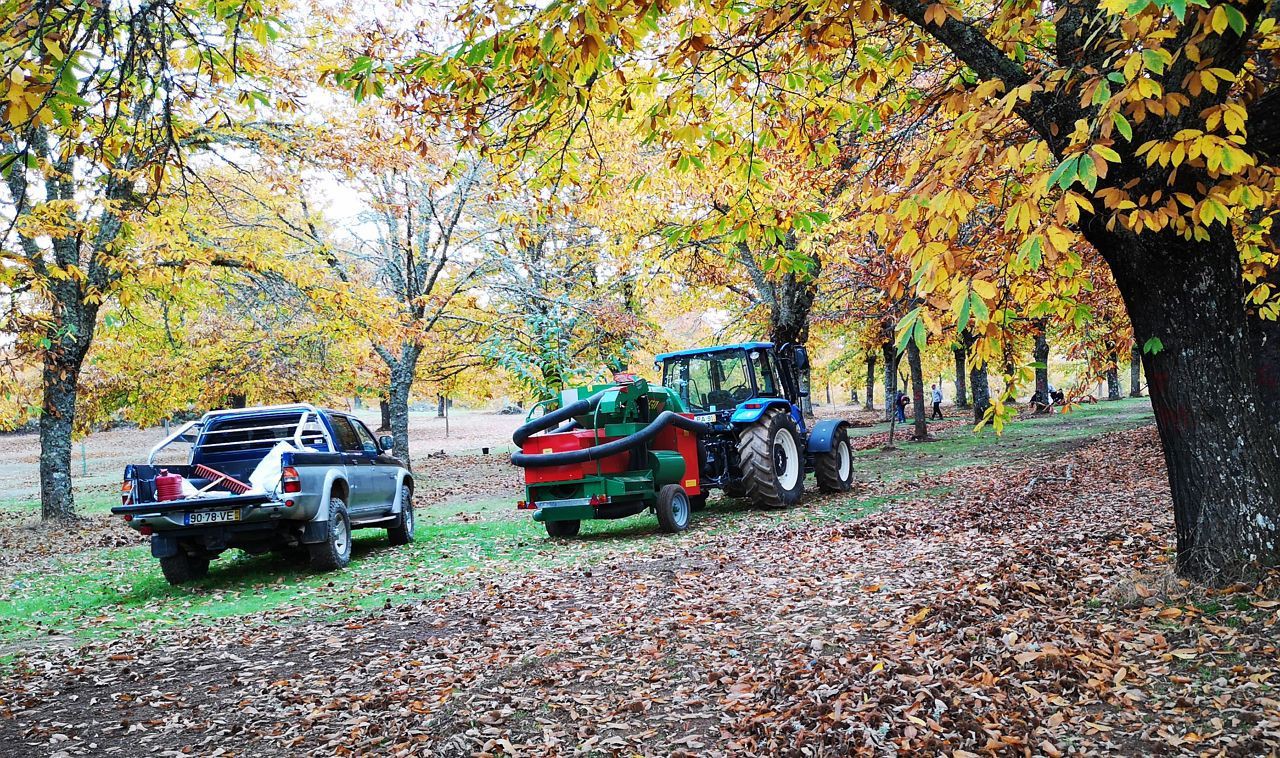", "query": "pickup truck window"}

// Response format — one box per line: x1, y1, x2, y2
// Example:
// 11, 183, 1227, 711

352, 420, 377, 450
330, 416, 362, 452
